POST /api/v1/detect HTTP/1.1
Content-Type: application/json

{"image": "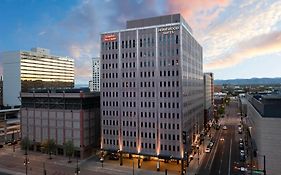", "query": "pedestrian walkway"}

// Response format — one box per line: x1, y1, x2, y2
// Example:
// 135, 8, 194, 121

186, 127, 217, 175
